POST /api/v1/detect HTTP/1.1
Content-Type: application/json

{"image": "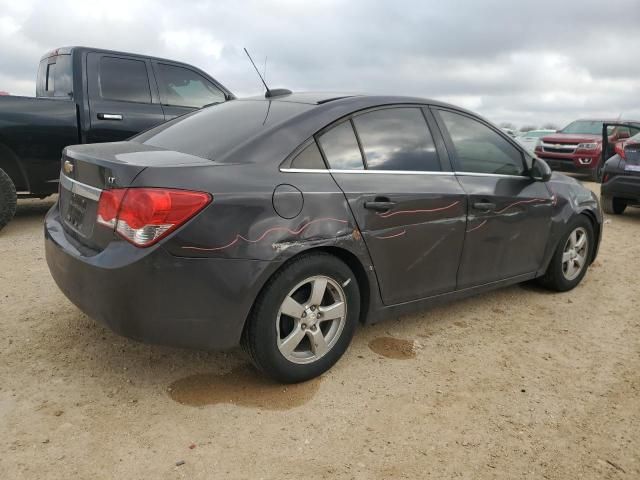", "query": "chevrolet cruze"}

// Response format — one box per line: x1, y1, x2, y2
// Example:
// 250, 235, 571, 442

45, 93, 602, 383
